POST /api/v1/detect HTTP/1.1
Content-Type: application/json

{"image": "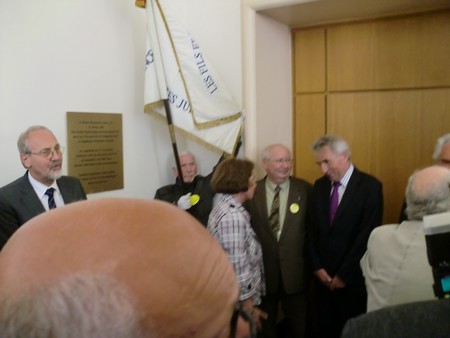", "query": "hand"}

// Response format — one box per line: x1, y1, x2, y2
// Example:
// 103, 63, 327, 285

251, 306, 268, 331
329, 275, 346, 290
177, 193, 192, 210
314, 269, 332, 287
